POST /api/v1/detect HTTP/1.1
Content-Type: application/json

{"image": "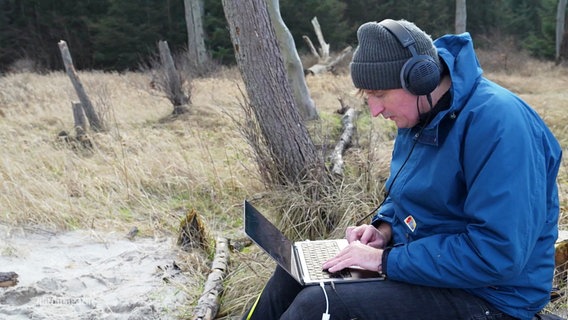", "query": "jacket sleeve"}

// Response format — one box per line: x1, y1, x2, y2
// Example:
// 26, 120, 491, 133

371, 197, 394, 227
384, 96, 562, 288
